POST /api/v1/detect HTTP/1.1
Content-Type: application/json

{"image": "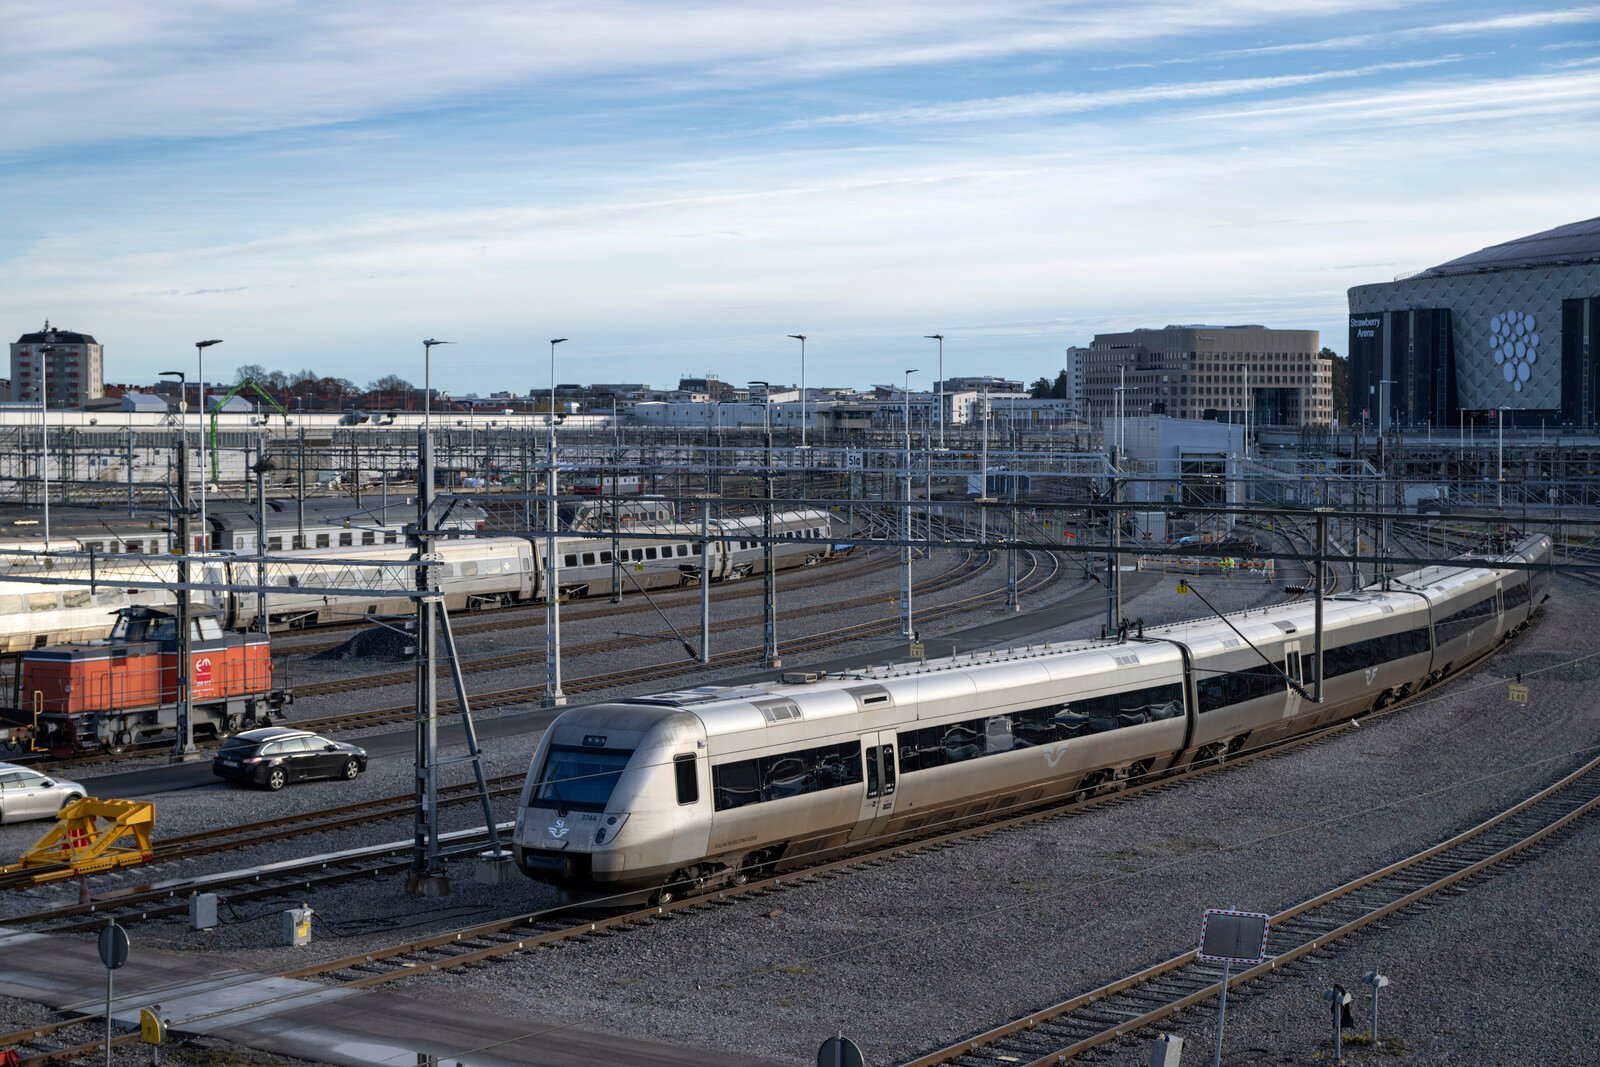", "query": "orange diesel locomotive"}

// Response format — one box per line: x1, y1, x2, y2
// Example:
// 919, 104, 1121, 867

9, 606, 291, 756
